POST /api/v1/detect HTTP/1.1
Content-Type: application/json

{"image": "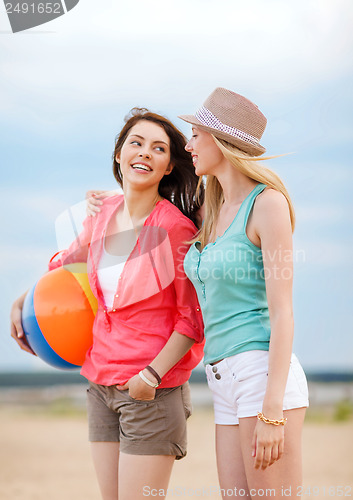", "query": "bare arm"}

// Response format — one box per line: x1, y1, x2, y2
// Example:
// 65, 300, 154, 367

118, 331, 195, 400
259, 190, 294, 415
251, 188, 294, 469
